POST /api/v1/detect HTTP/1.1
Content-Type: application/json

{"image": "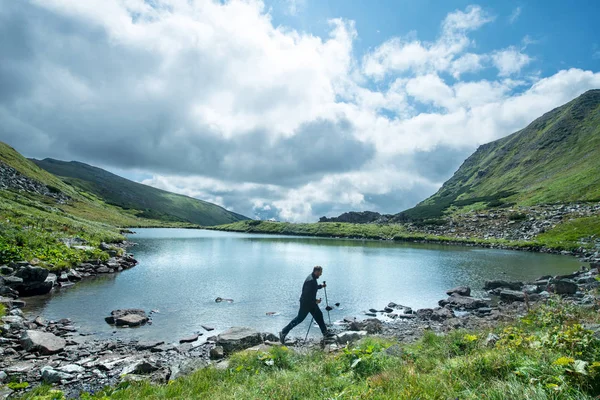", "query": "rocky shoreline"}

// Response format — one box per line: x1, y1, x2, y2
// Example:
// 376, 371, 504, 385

1, 248, 598, 398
